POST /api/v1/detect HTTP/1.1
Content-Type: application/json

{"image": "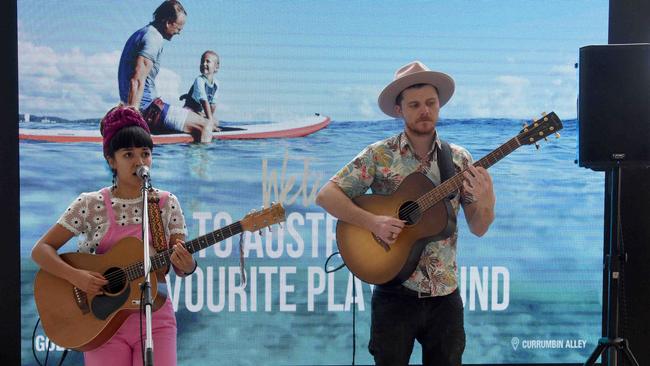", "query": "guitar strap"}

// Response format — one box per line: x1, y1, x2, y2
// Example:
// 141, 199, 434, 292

147, 189, 168, 253
438, 140, 456, 186
436, 139, 458, 241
